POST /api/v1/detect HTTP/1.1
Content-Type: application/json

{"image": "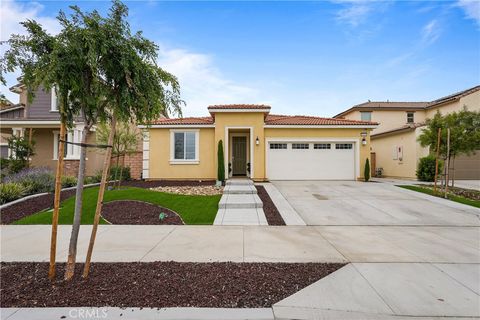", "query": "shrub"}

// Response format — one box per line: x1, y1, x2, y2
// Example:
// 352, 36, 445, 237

109, 165, 131, 181
417, 155, 443, 182
4, 167, 55, 194
0, 182, 26, 204
61, 175, 78, 188
217, 140, 225, 182
364, 158, 370, 182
